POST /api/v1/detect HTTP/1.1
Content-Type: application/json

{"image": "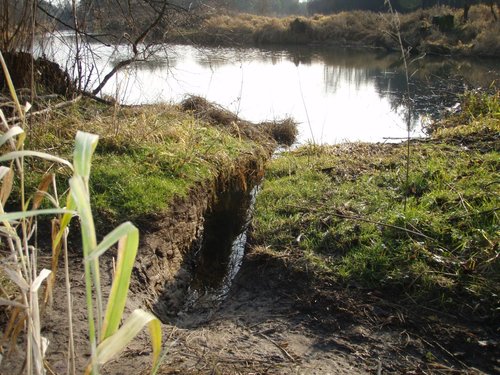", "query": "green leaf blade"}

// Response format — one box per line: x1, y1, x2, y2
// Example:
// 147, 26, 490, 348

101, 224, 139, 339
73, 131, 99, 179
95, 309, 162, 368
